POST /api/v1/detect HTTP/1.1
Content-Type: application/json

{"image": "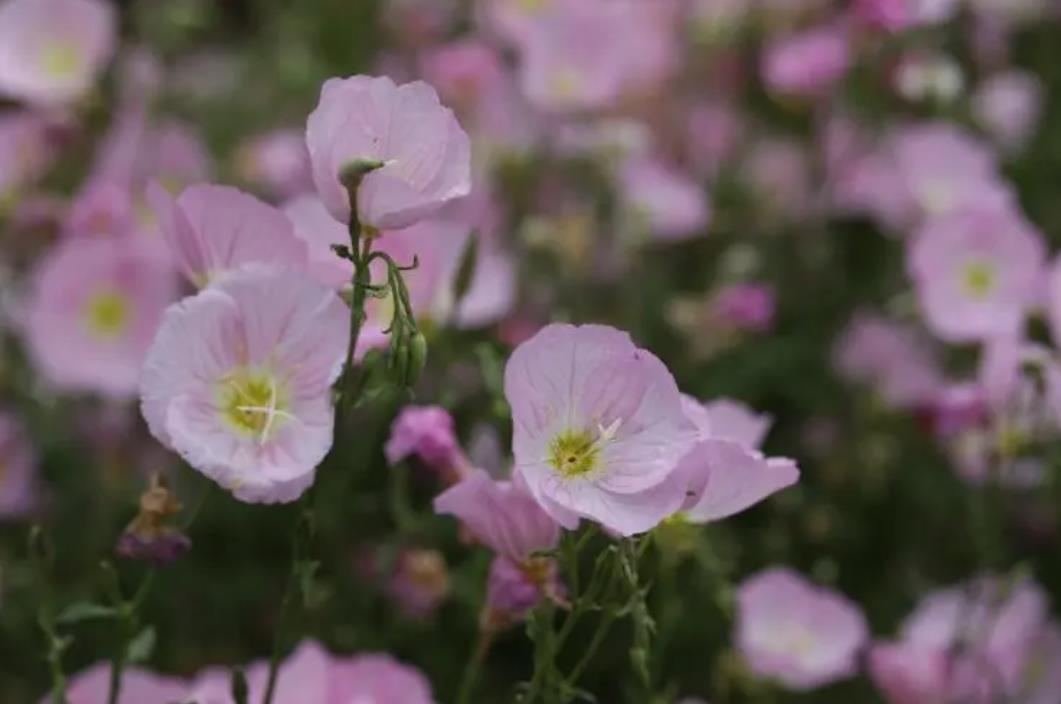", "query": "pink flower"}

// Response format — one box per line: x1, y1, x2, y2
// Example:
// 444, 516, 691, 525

0, 410, 37, 517
140, 266, 349, 503
736, 568, 868, 690
283, 194, 353, 289
386, 405, 468, 476
711, 284, 776, 333
0, 111, 59, 209
834, 312, 945, 408
189, 641, 434, 703
973, 71, 1043, 153
618, 156, 710, 242
435, 469, 560, 564
762, 24, 850, 99
51, 663, 188, 704
673, 396, 798, 523
306, 75, 471, 229
686, 101, 744, 178
235, 129, 313, 199
25, 236, 177, 398
908, 205, 1045, 343
869, 576, 1051, 702
385, 548, 451, 620
419, 40, 507, 115
504, 323, 699, 535
65, 180, 136, 238
0, 0, 116, 105
149, 183, 309, 288
852, 0, 914, 31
